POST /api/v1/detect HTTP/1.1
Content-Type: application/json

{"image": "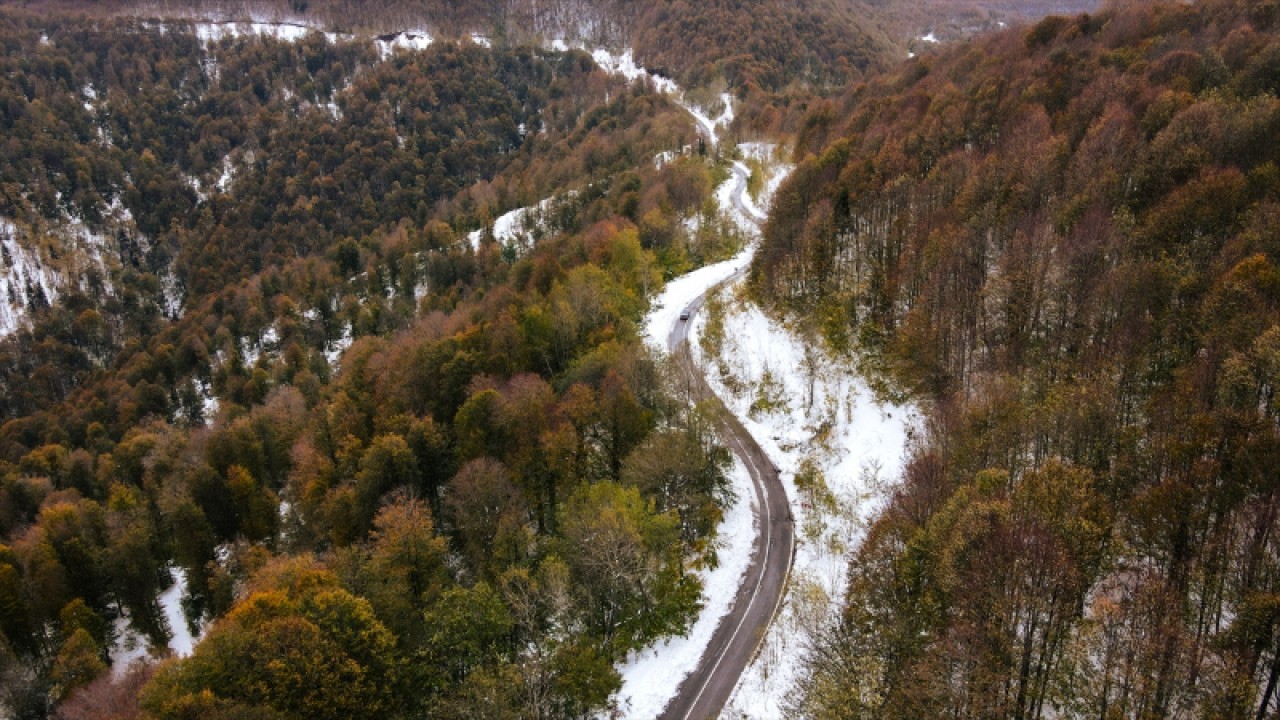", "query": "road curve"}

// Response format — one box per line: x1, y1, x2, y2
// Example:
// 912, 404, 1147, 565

656, 163, 794, 720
